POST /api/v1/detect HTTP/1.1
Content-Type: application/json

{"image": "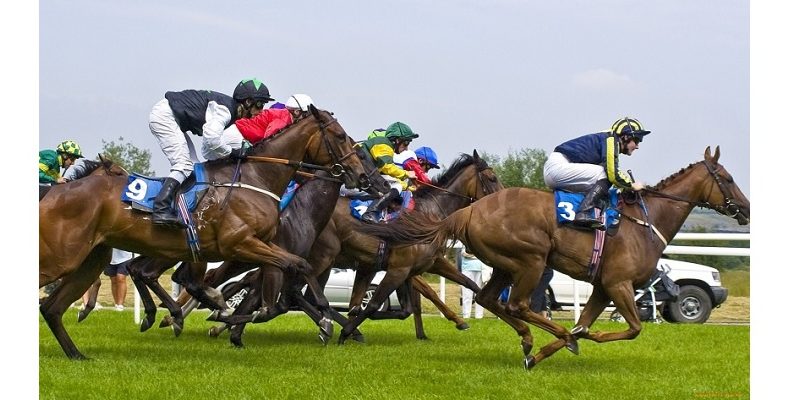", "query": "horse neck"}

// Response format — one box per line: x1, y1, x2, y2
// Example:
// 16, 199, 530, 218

243, 120, 321, 196
414, 167, 474, 218
640, 165, 712, 241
